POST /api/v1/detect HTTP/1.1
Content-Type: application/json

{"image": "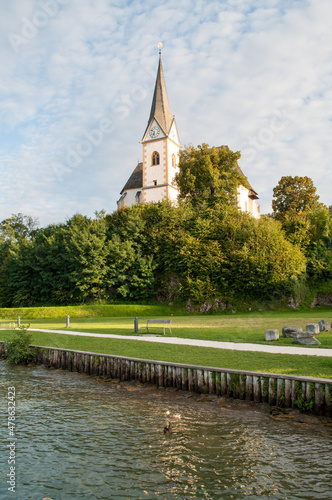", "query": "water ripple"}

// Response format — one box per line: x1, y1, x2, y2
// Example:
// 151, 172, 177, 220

0, 362, 331, 500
